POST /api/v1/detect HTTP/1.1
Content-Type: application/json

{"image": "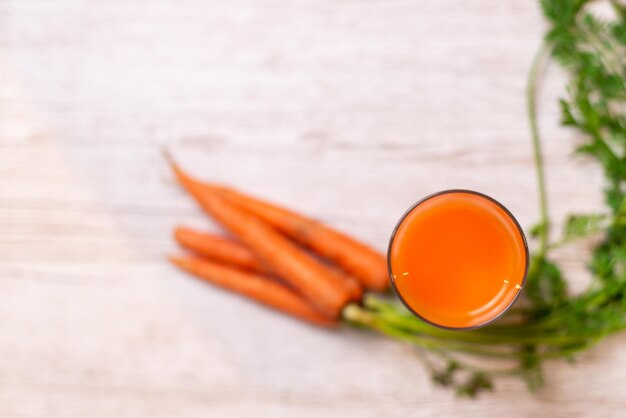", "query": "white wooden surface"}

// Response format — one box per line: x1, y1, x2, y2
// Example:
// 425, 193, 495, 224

1, 1, 623, 416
